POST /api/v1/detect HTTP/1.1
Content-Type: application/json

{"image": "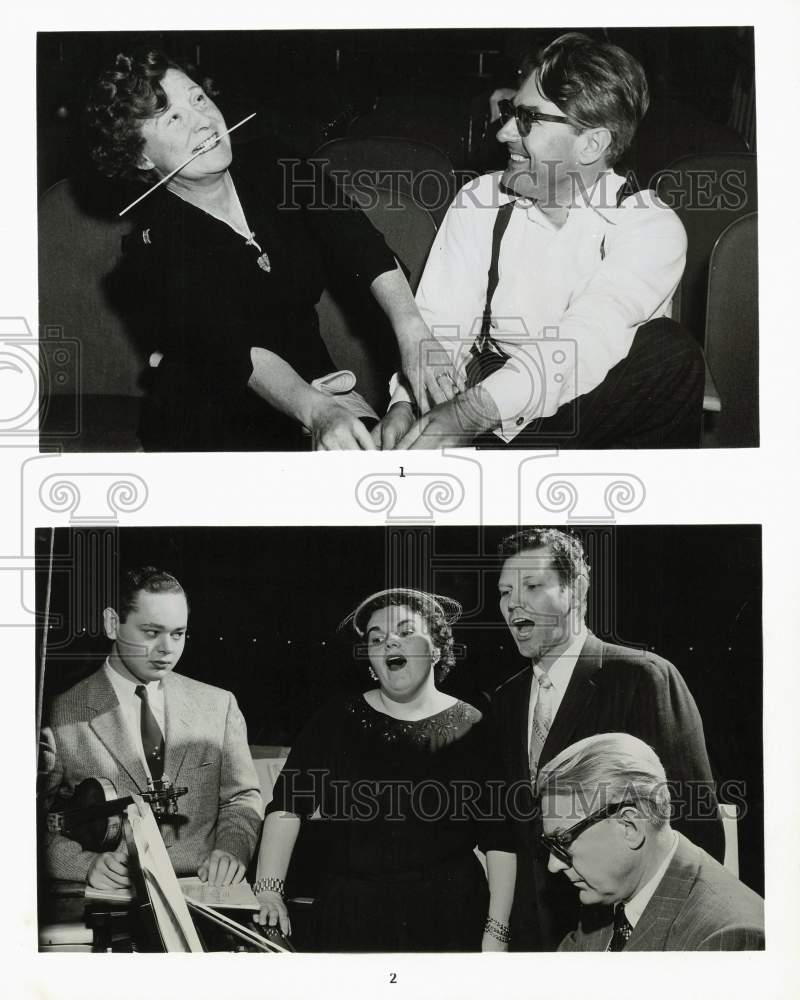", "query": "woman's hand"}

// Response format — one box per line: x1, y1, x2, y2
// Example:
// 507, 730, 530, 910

254, 890, 292, 937
395, 323, 459, 415
309, 396, 376, 450
481, 930, 509, 952
371, 402, 415, 450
